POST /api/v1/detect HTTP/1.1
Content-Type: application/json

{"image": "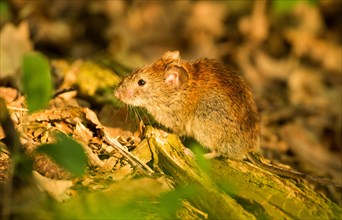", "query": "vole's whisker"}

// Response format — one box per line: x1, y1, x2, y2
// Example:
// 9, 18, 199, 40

124, 104, 130, 123
132, 107, 140, 121
140, 108, 152, 126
